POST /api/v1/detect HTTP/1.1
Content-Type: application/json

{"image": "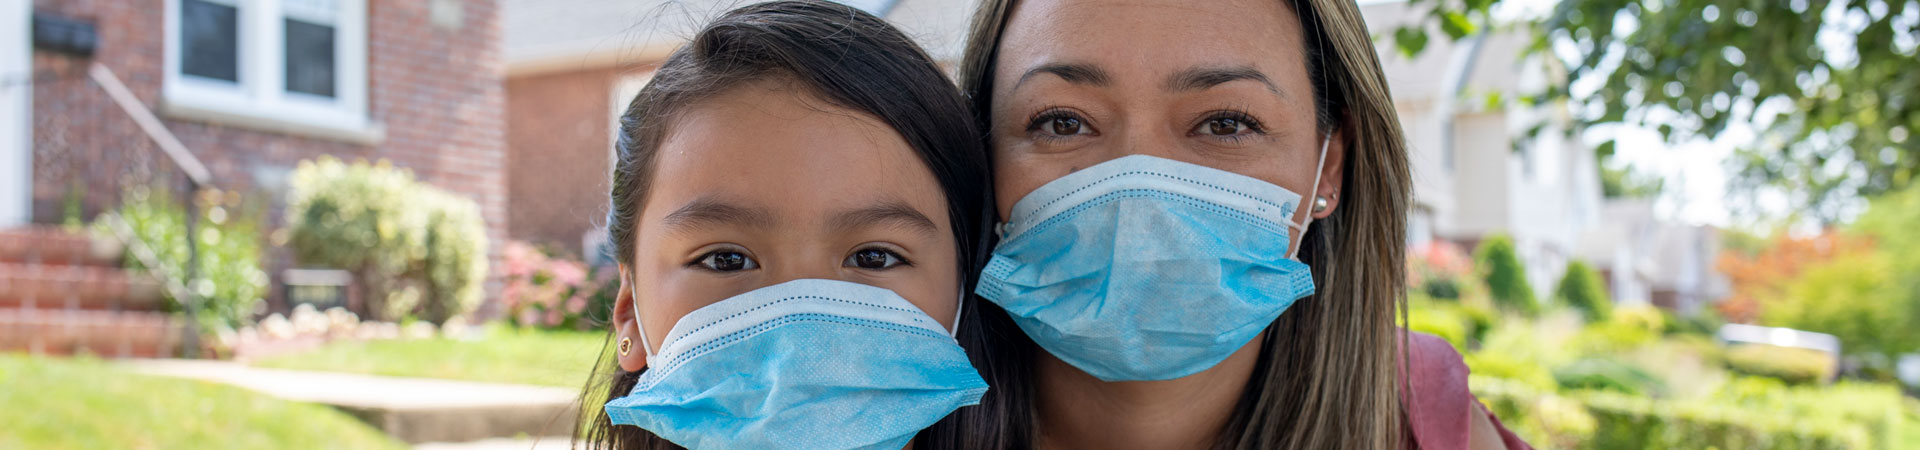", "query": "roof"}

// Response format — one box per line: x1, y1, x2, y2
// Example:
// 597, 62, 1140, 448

502, 0, 981, 76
